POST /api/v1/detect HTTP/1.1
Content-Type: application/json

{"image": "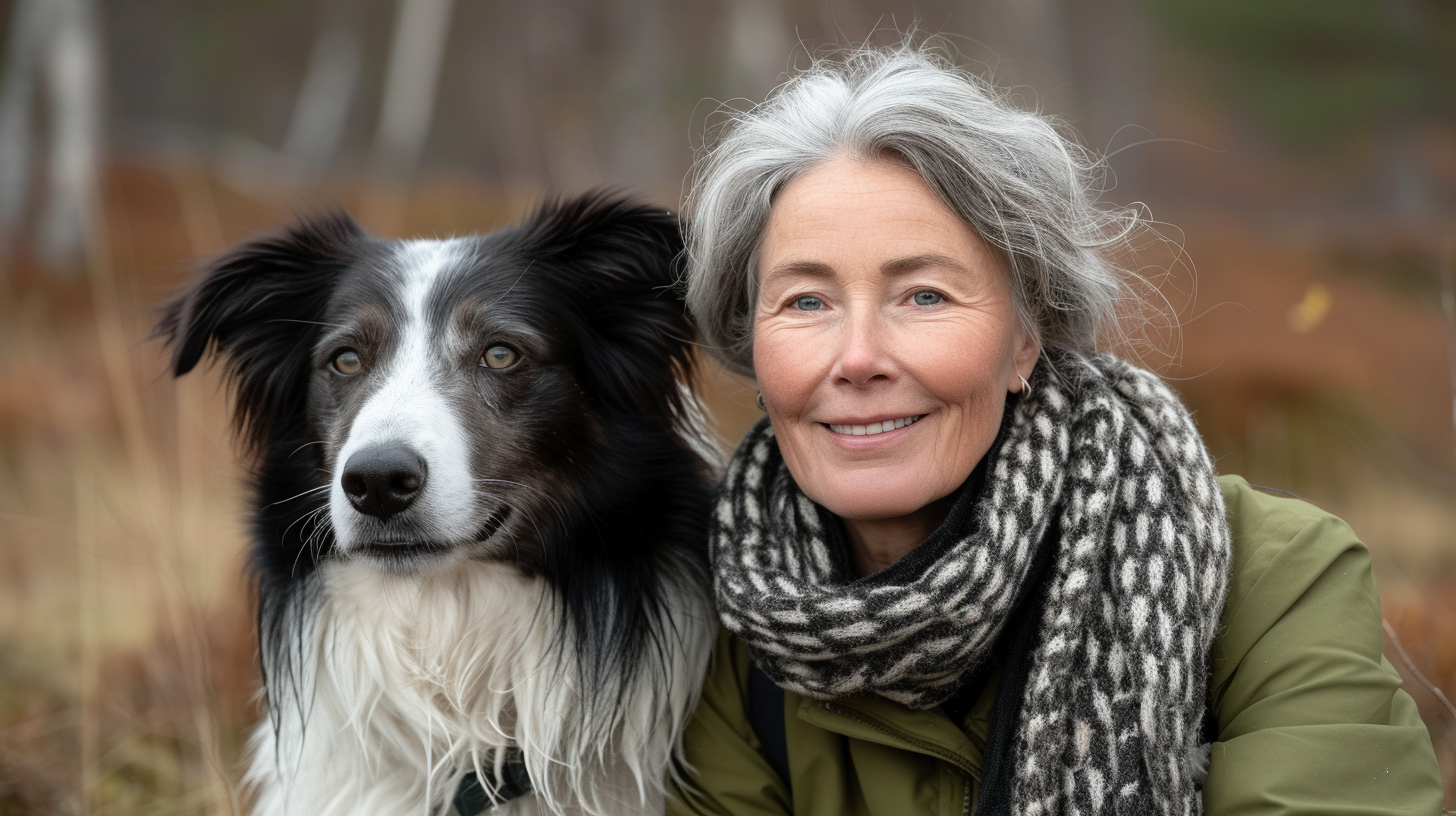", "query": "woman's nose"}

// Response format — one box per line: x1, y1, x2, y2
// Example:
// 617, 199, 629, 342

831, 307, 894, 386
